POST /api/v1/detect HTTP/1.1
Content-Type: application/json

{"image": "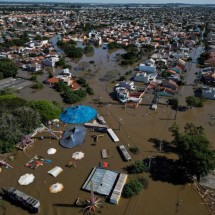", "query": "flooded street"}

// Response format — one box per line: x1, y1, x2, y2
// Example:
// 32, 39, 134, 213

2, 45, 213, 215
